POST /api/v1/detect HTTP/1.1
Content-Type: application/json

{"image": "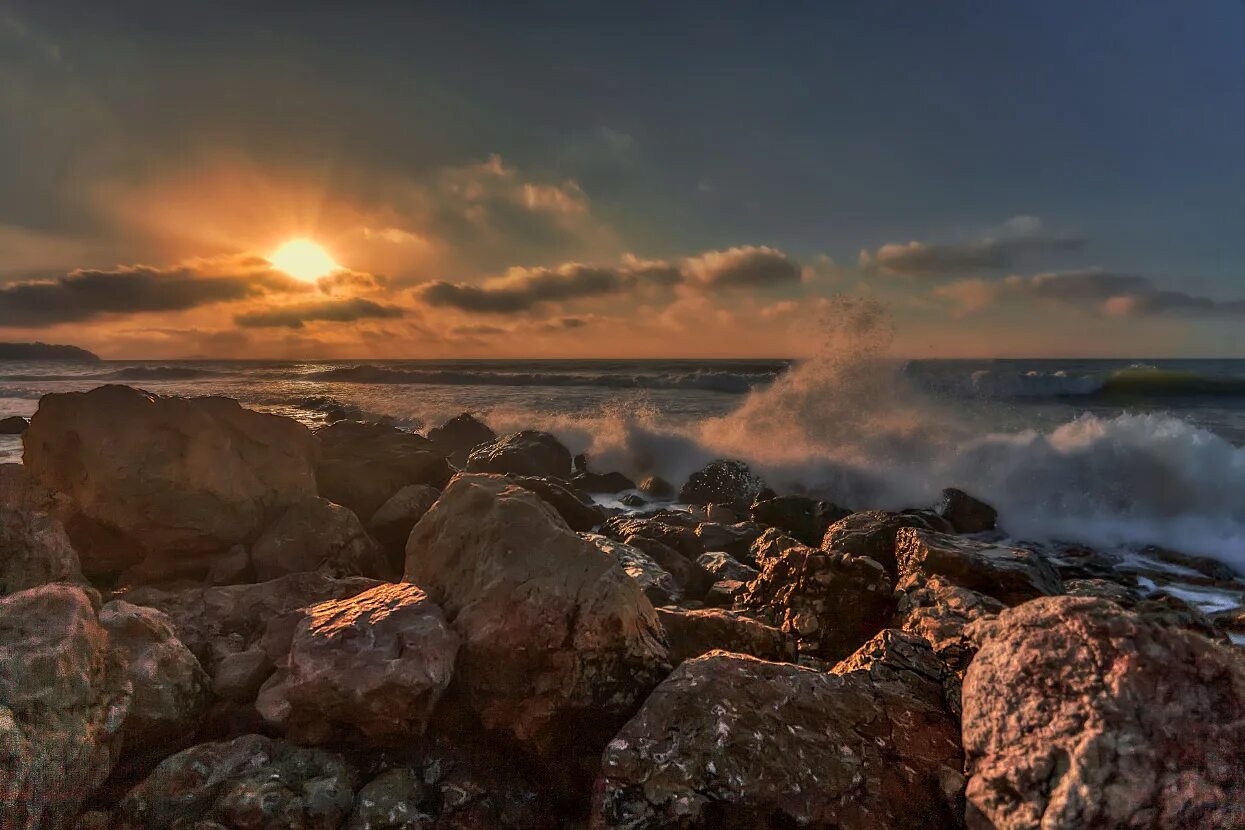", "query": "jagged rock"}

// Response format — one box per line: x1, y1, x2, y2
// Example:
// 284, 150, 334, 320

749, 494, 850, 546
833, 627, 962, 715
703, 579, 747, 607
895, 528, 1063, 606
742, 533, 894, 661
655, 607, 794, 665
113, 734, 357, 829
820, 510, 951, 576
251, 496, 387, 582
601, 515, 703, 559
257, 583, 459, 744
637, 476, 674, 499
506, 475, 604, 531
366, 484, 440, 562
23, 385, 319, 581
0, 415, 28, 434
693, 522, 762, 558
585, 534, 682, 606
749, 526, 805, 569
315, 421, 451, 523
99, 601, 209, 768
593, 649, 963, 829
0, 585, 131, 830
426, 413, 496, 468
677, 460, 764, 508
937, 488, 998, 533
348, 768, 431, 829
573, 470, 637, 494
404, 474, 668, 758
620, 493, 646, 508
893, 575, 1006, 673
1065, 577, 1224, 640
963, 596, 1245, 829
695, 551, 758, 584
464, 430, 573, 479
122, 572, 381, 677
0, 507, 82, 597
623, 535, 713, 598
